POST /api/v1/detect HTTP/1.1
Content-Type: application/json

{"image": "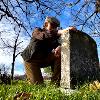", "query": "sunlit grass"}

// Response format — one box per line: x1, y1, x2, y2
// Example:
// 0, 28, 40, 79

0, 80, 100, 100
